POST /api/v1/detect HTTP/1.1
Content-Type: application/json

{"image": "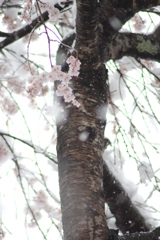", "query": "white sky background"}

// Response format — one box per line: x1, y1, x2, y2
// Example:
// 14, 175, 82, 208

0, 1, 160, 239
